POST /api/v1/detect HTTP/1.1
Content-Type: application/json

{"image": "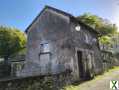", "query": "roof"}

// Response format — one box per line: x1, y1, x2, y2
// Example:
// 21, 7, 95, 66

25, 5, 100, 35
